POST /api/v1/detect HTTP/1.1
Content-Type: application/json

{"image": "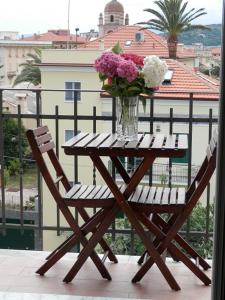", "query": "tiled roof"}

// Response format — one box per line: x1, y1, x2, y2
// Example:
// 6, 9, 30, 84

211, 47, 221, 56
99, 59, 219, 100
22, 32, 86, 43
156, 60, 219, 100
82, 25, 195, 59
